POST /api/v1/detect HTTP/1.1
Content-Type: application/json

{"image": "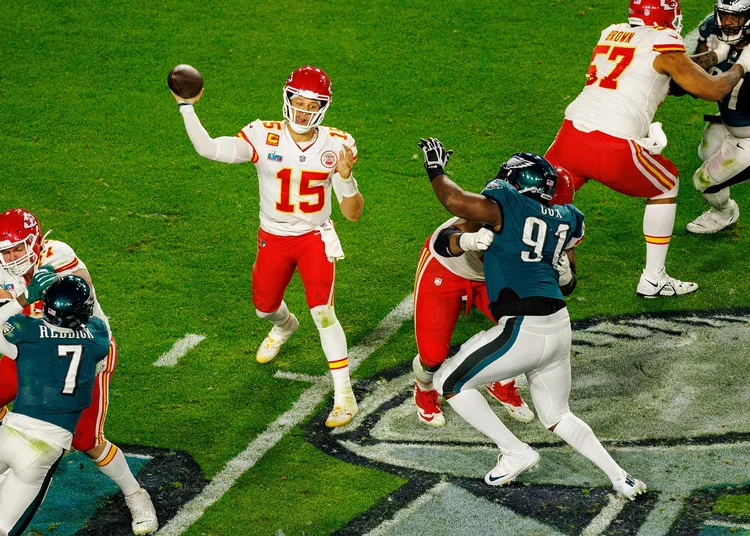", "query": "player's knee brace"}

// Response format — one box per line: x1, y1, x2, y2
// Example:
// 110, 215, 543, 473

310, 305, 338, 329
256, 303, 289, 324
